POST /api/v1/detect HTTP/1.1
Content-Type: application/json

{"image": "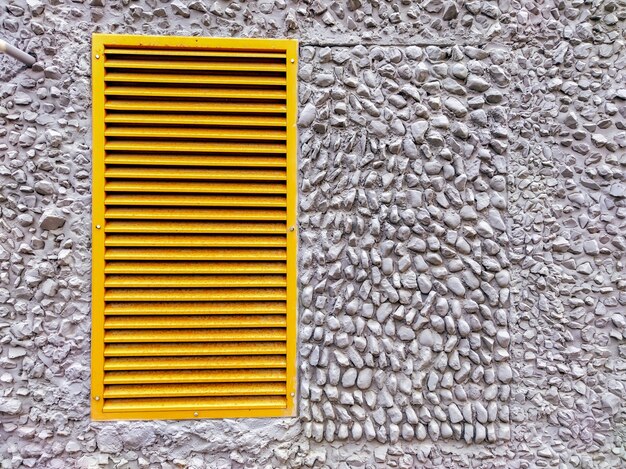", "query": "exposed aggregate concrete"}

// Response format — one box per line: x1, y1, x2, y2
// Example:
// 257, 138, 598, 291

0, 0, 625, 468
297, 44, 512, 449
